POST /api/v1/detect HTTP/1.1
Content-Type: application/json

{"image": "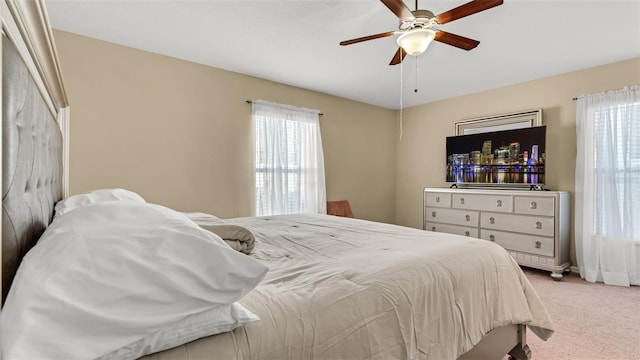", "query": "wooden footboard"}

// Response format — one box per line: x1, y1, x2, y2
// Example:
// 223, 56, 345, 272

458, 324, 531, 360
